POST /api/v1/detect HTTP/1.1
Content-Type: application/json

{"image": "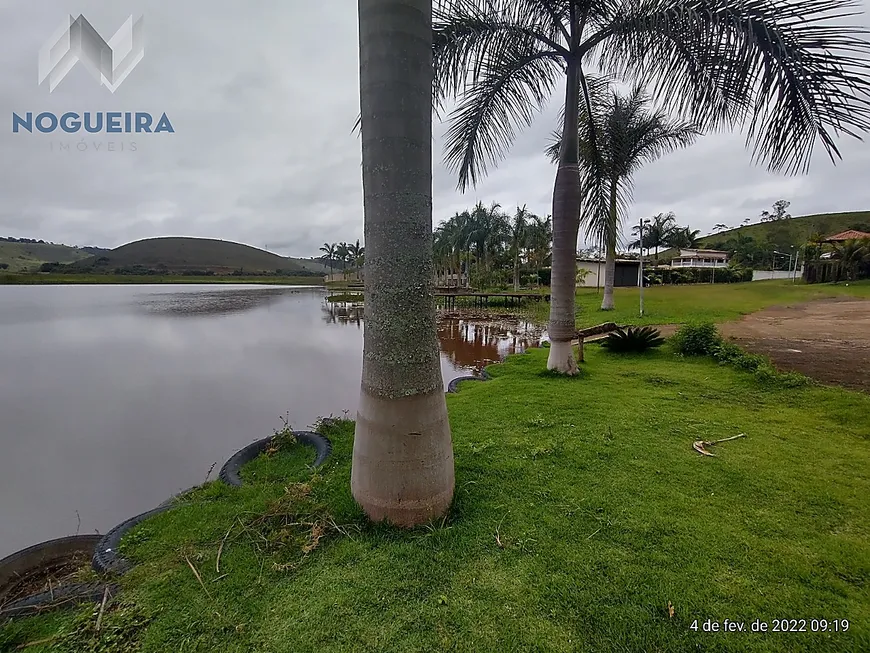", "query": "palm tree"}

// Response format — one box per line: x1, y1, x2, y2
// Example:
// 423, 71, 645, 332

525, 214, 553, 286
348, 239, 365, 280
509, 206, 530, 289
629, 212, 676, 261
352, 0, 453, 527
633, 212, 677, 264
319, 242, 337, 277
547, 86, 699, 310
432, 0, 870, 373
665, 227, 702, 249
335, 242, 350, 280
831, 238, 870, 281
